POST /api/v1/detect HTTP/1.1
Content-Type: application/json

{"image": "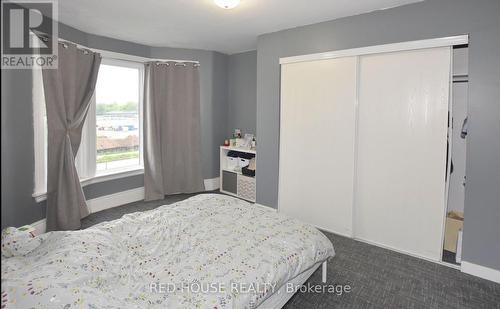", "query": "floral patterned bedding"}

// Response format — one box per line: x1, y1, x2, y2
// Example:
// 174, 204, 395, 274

1, 194, 335, 309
